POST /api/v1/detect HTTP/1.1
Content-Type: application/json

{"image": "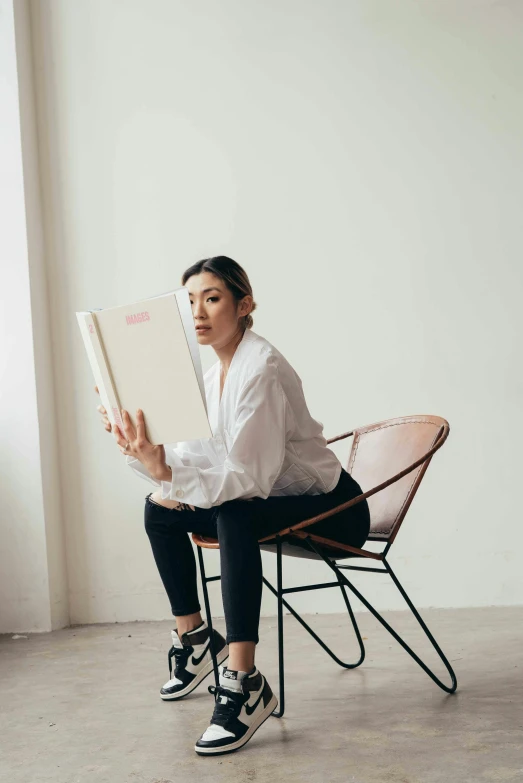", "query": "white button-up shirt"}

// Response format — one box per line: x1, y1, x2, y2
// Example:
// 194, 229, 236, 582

126, 328, 341, 509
